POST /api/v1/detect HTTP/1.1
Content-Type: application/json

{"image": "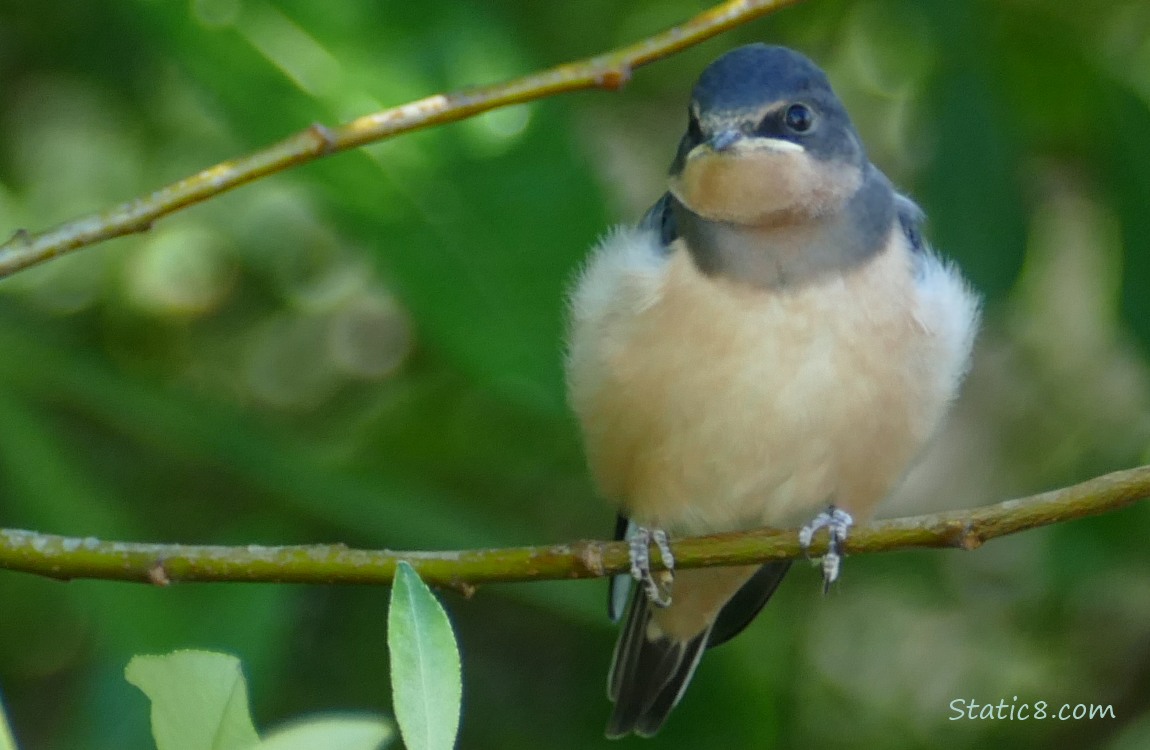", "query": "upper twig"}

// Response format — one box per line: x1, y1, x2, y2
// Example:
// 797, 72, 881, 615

0, 0, 803, 279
